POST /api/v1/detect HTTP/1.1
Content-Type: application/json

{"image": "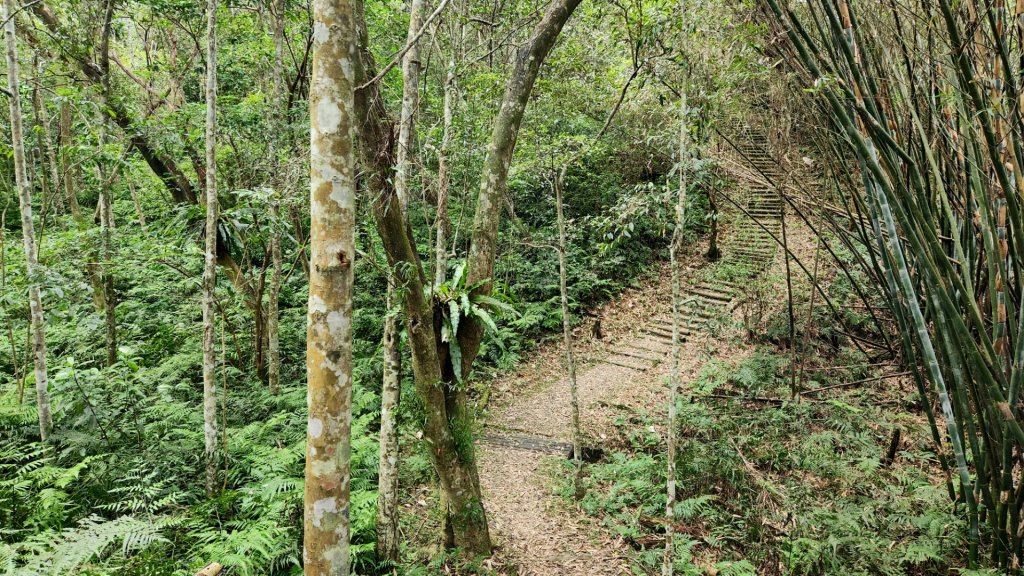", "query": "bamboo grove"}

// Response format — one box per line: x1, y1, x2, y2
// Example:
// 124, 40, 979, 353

759, 0, 1024, 569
